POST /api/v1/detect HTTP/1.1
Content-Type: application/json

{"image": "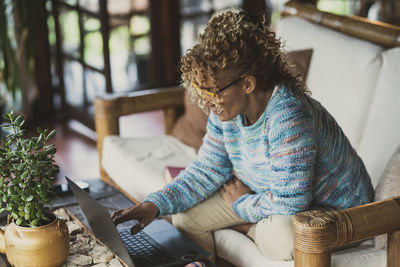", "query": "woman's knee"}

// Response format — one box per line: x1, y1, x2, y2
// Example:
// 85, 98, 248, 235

172, 212, 203, 233
254, 215, 294, 261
